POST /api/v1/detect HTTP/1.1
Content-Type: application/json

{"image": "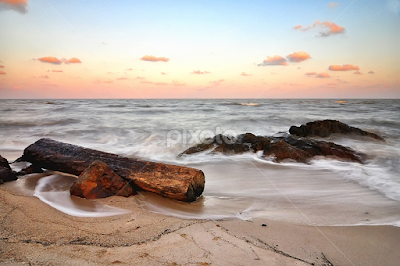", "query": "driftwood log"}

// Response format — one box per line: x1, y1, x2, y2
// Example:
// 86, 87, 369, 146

21, 138, 205, 202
